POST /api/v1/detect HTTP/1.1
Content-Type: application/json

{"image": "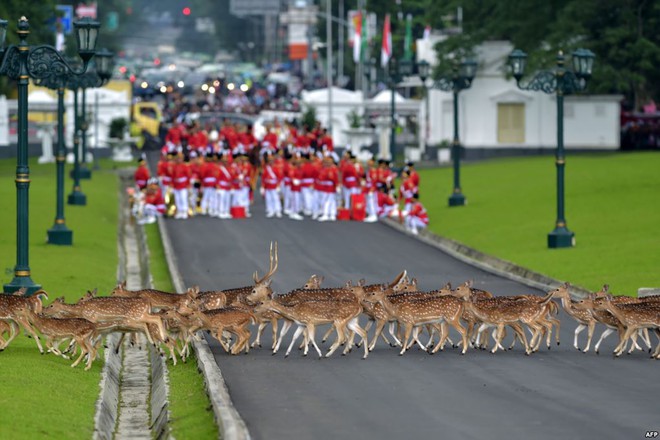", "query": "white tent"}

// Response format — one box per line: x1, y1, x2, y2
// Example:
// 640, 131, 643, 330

301, 87, 364, 146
